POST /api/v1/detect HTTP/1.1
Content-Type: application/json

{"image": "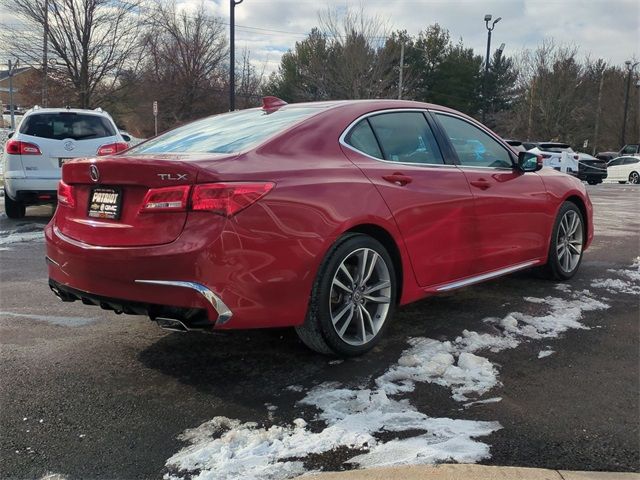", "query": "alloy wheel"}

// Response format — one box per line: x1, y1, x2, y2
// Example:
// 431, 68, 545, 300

556, 210, 583, 273
629, 172, 640, 184
329, 248, 392, 346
